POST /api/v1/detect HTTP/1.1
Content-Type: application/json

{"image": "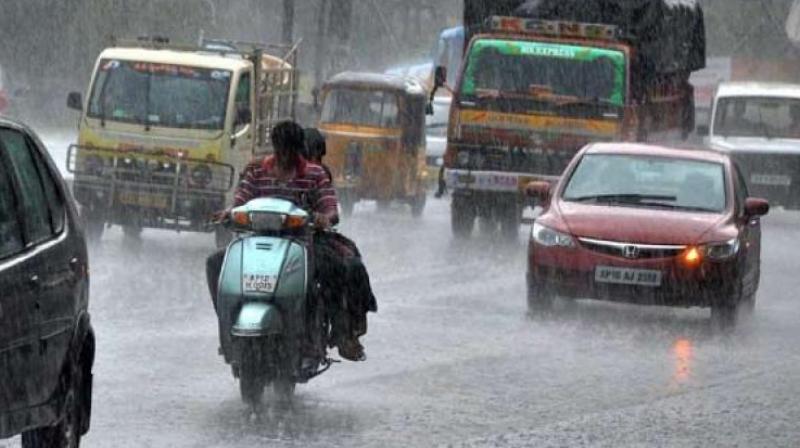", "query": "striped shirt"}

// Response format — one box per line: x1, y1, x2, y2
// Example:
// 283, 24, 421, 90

234, 156, 339, 220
